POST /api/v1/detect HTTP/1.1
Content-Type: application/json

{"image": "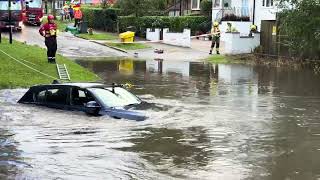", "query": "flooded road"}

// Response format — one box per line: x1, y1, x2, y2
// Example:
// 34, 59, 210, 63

1, 59, 320, 179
